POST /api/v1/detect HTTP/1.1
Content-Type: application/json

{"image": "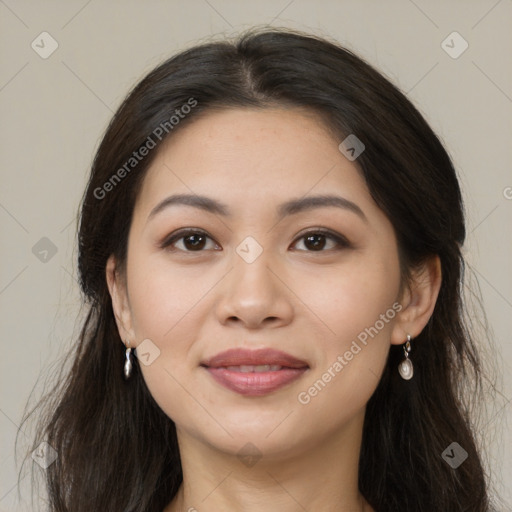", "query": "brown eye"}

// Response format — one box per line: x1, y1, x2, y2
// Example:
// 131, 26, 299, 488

182, 233, 207, 250
292, 229, 350, 252
161, 229, 220, 252
303, 233, 328, 251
